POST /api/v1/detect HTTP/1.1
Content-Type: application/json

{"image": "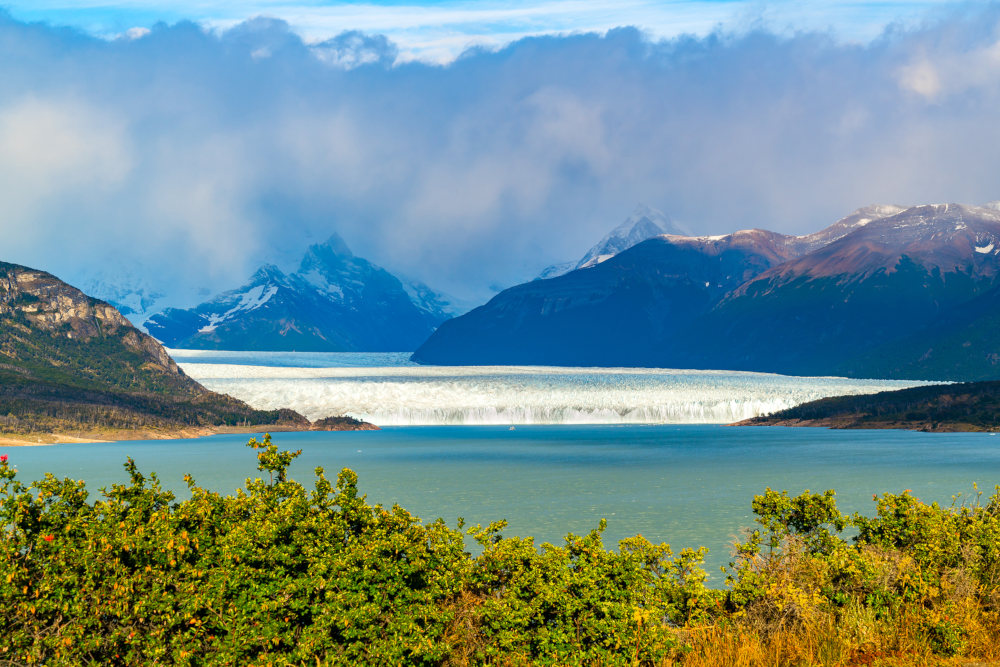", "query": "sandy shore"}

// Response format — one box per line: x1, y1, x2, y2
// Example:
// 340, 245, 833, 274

0, 434, 110, 447
0, 421, 379, 447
